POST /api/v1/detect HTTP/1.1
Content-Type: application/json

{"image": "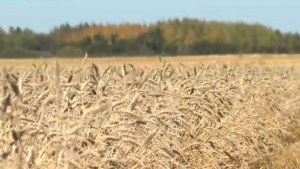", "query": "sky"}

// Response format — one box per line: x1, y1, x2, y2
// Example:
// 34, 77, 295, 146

0, 0, 299, 33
